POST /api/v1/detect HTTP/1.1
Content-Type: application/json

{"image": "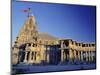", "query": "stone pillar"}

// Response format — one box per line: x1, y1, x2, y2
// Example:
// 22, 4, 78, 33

74, 50, 76, 59
63, 51, 66, 61
40, 50, 42, 61
28, 51, 32, 63
86, 51, 88, 62
36, 51, 40, 63
81, 51, 83, 62
61, 41, 64, 62
47, 52, 49, 63
61, 50, 64, 62
88, 51, 91, 62
69, 49, 73, 63
32, 51, 35, 63
85, 51, 88, 62
91, 51, 93, 62
78, 51, 80, 61
24, 51, 28, 63
46, 47, 50, 63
